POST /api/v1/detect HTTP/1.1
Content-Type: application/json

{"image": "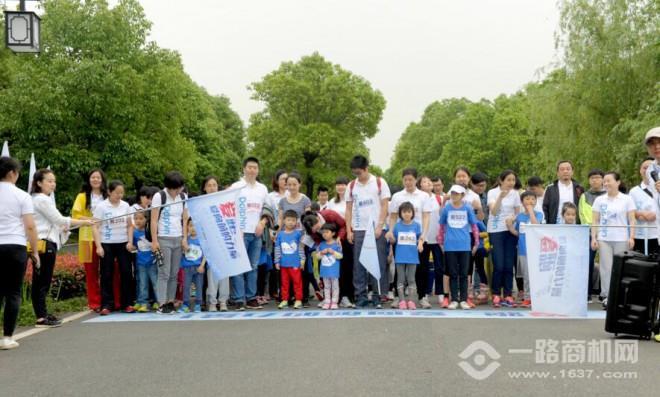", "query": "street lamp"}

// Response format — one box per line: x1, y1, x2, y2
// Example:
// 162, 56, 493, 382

4, 0, 41, 53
